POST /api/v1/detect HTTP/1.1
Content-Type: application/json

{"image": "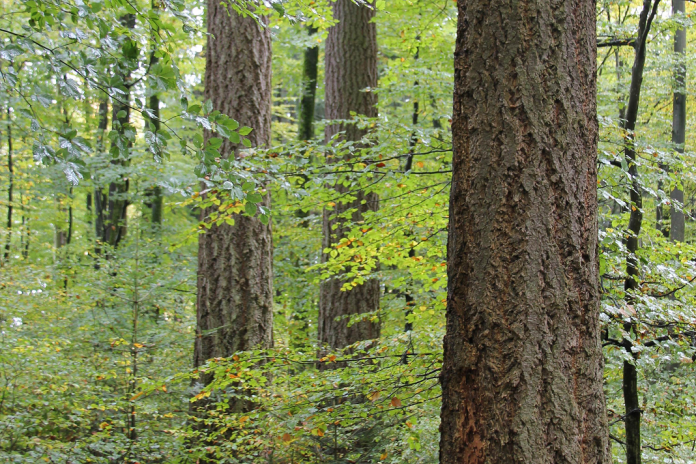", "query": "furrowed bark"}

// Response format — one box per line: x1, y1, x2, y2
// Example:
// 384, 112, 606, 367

439, 0, 610, 462
193, 2, 273, 394
319, 0, 380, 350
